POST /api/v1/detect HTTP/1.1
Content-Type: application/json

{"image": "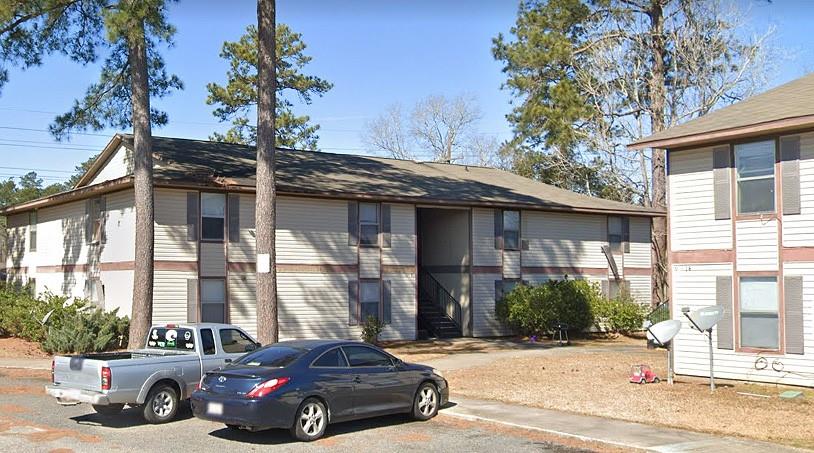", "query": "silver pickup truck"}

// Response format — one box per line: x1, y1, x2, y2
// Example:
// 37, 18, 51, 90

46, 323, 259, 423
